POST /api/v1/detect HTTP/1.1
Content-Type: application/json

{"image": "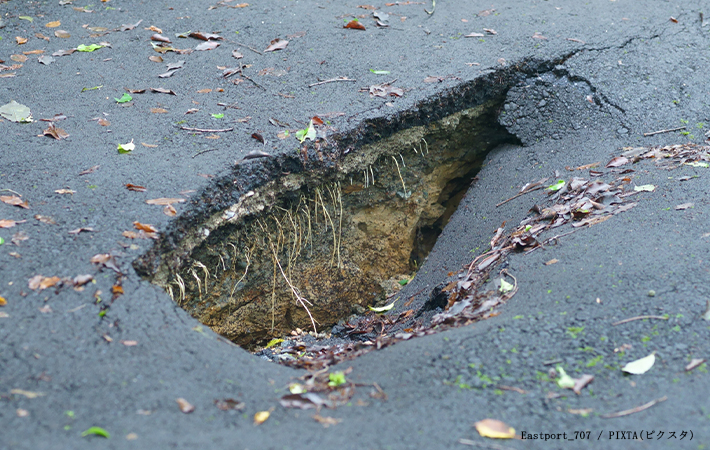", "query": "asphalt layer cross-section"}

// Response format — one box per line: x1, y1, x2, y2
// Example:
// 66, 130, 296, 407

1, 1, 709, 449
